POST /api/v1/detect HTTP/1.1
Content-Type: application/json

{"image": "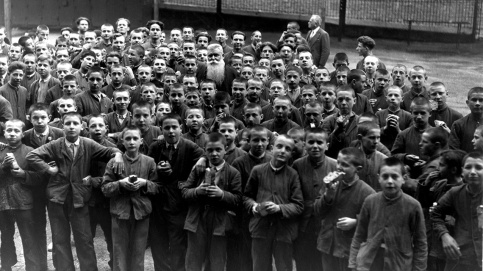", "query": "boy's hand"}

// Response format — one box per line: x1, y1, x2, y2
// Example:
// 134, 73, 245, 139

192, 157, 207, 175
441, 233, 461, 259
119, 177, 136, 191
112, 153, 125, 174
157, 161, 172, 176
82, 175, 92, 186
385, 116, 400, 132
405, 154, 419, 164
435, 120, 451, 133
195, 182, 210, 196
424, 170, 441, 186
324, 180, 339, 202
206, 185, 223, 198
132, 178, 147, 190
0, 142, 7, 151
264, 201, 281, 214
47, 161, 59, 176
11, 168, 26, 178
336, 217, 357, 231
